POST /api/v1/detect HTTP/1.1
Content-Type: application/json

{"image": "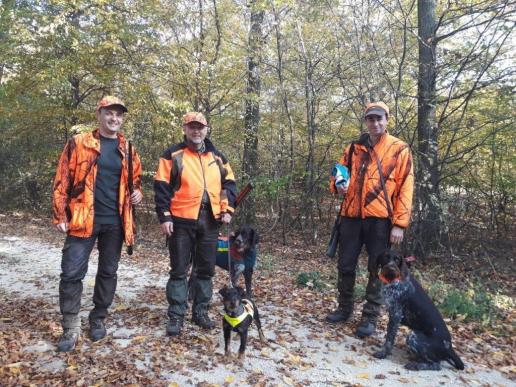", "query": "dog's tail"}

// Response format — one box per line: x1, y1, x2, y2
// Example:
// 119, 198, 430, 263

446, 349, 464, 370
